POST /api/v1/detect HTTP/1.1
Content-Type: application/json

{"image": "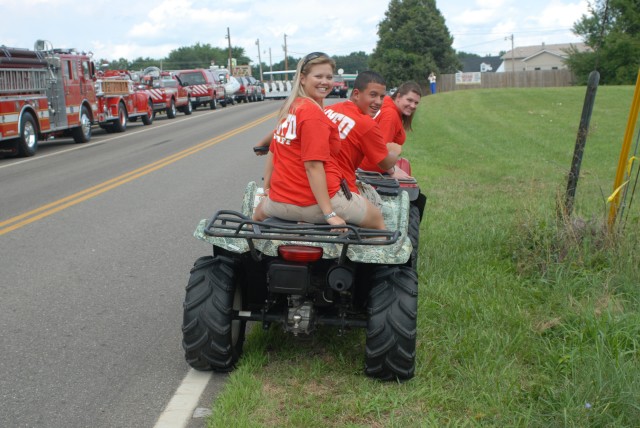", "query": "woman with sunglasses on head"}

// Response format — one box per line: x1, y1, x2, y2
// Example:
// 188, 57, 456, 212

359, 81, 422, 177
253, 52, 386, 230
